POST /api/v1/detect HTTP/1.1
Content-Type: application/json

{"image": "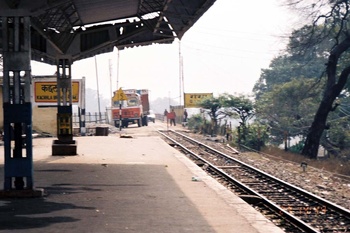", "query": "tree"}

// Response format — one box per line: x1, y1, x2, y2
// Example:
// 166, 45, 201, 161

257, 1, 350, 158
285, 0, 350, 158
253, 29, 327, 100
320, 93, 350, 158
253, 26, 328, 150
221, 93, 255, 129
254, 24, 350, 156
197, 95, 226, 135
255, 78, 323, 149
198, 94, 254, 136
219, 93, 255, 142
